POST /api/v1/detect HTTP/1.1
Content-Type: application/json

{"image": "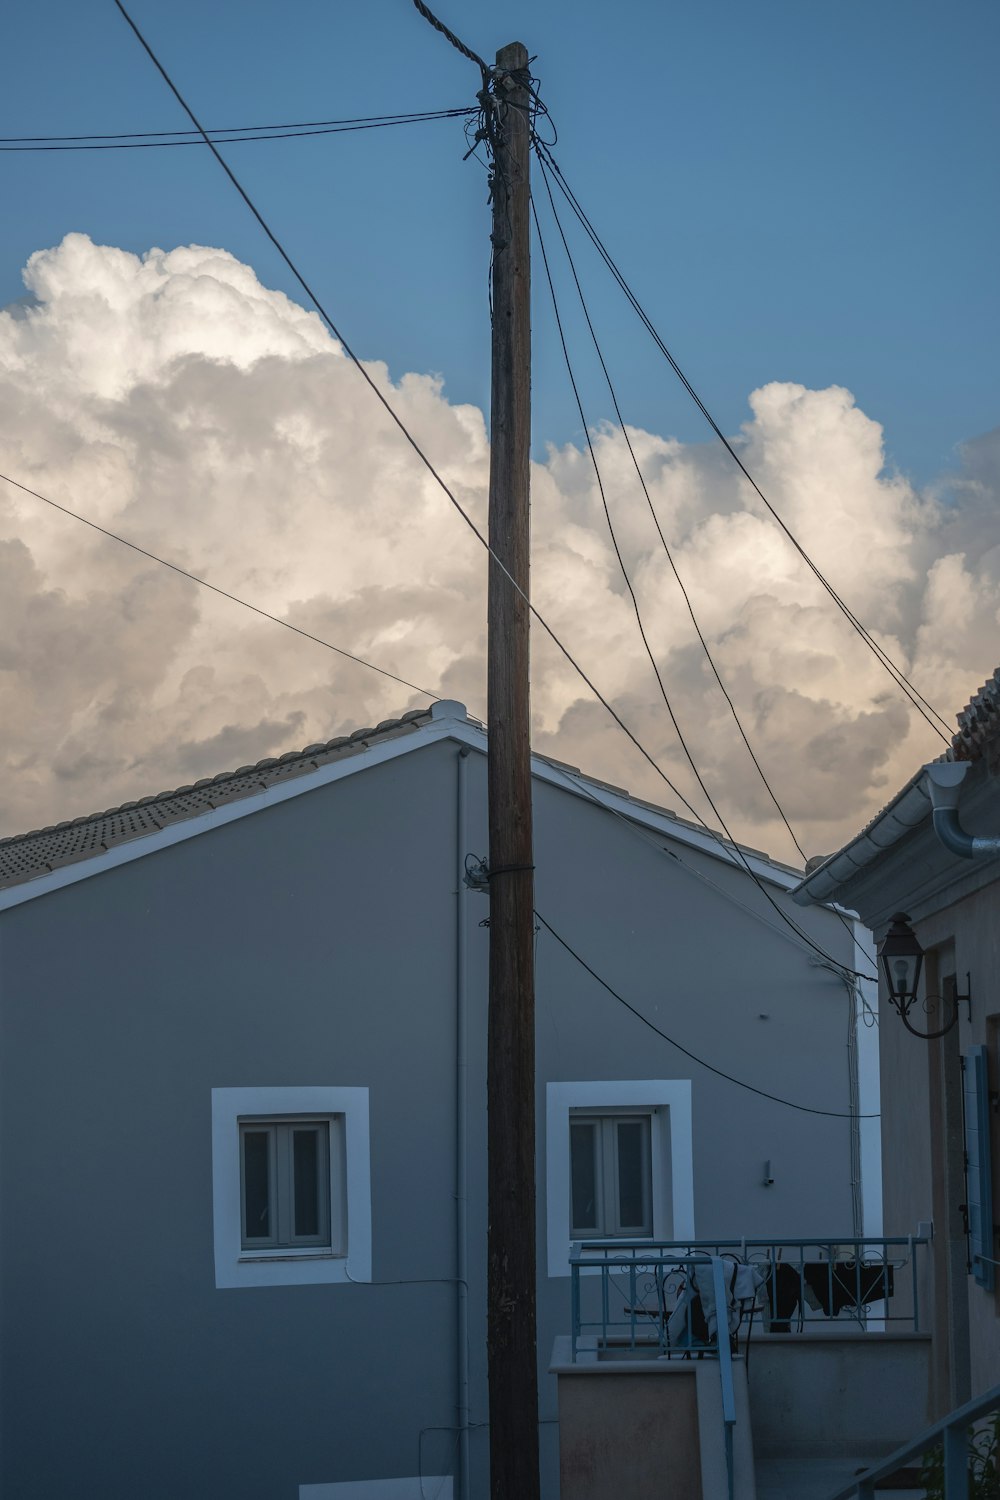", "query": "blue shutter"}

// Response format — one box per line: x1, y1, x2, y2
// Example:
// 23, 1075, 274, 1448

963, 1046, 995, 1291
